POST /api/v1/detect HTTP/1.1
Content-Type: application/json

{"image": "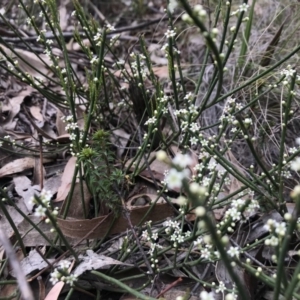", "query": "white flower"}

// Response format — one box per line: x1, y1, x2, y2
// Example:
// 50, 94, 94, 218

59, 260, 71, 270
264, 219, 275, 232
296, 137, 300, 145
172, 153, 192, 168
141, 230, 149, 241
165, 29, 176, 38
184, 92, 193, 102
265, 236, 279, 247
65, 122, 78, 131
144, 116, 157, 125
275, 222, 286, 237
225, 294, 237, 300
70, 133, 76, 141
216, 281, 226, 293
289, 147, 297, 154
291, 157, 300, 171
201, 139, 208, 146
165, 168, 190, 189
239, 3, 249, 12
106, 24, 115, 32
34, 205, 47, 217
236, 103, 243, 110
227, 246, 240, 258
200, 291, 215, 300
49, 269, 61, 285
190, 136, 198, 145
90, 56, 99, 64
281, 66, 296, 79
40, 189, 53, 204
65, 274, 78, 286
194, 236, 203, 247
201, 247, 211, 259
189, 122, 200, 132
168, 0, 178, 13
225, 207, 241, 221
